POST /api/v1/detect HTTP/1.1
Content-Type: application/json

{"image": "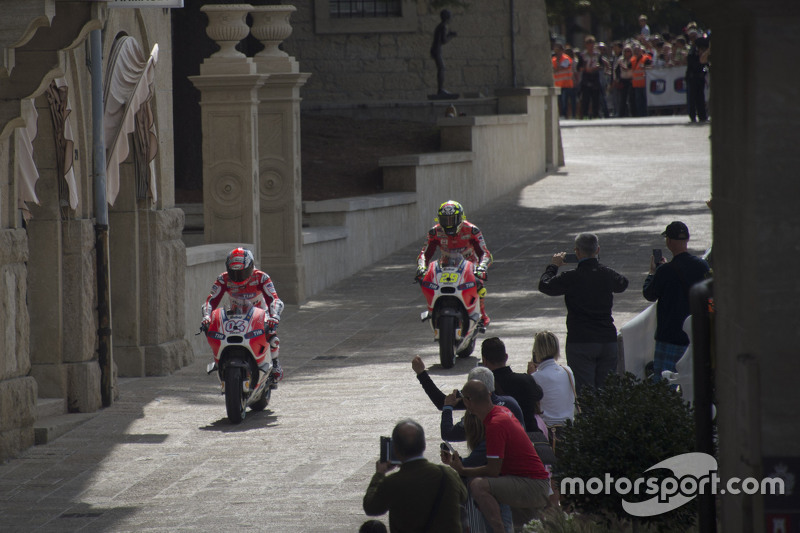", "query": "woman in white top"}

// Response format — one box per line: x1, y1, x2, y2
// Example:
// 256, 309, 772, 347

527, 330, 576, 426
